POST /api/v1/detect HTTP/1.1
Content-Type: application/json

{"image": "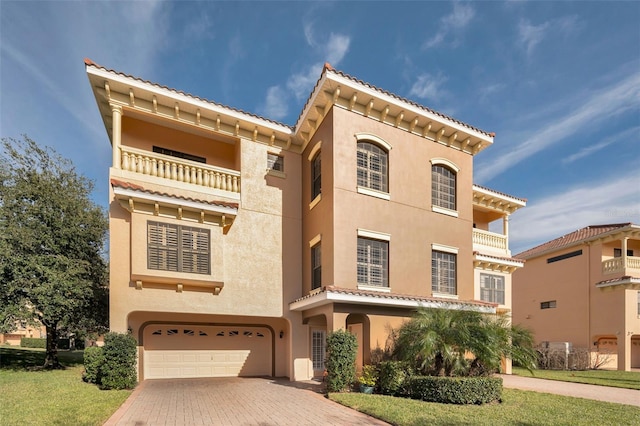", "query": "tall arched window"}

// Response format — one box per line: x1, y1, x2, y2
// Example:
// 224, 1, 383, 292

311, 152, 321, 200
432, 164, 456, 210
357, 142, 388, 193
